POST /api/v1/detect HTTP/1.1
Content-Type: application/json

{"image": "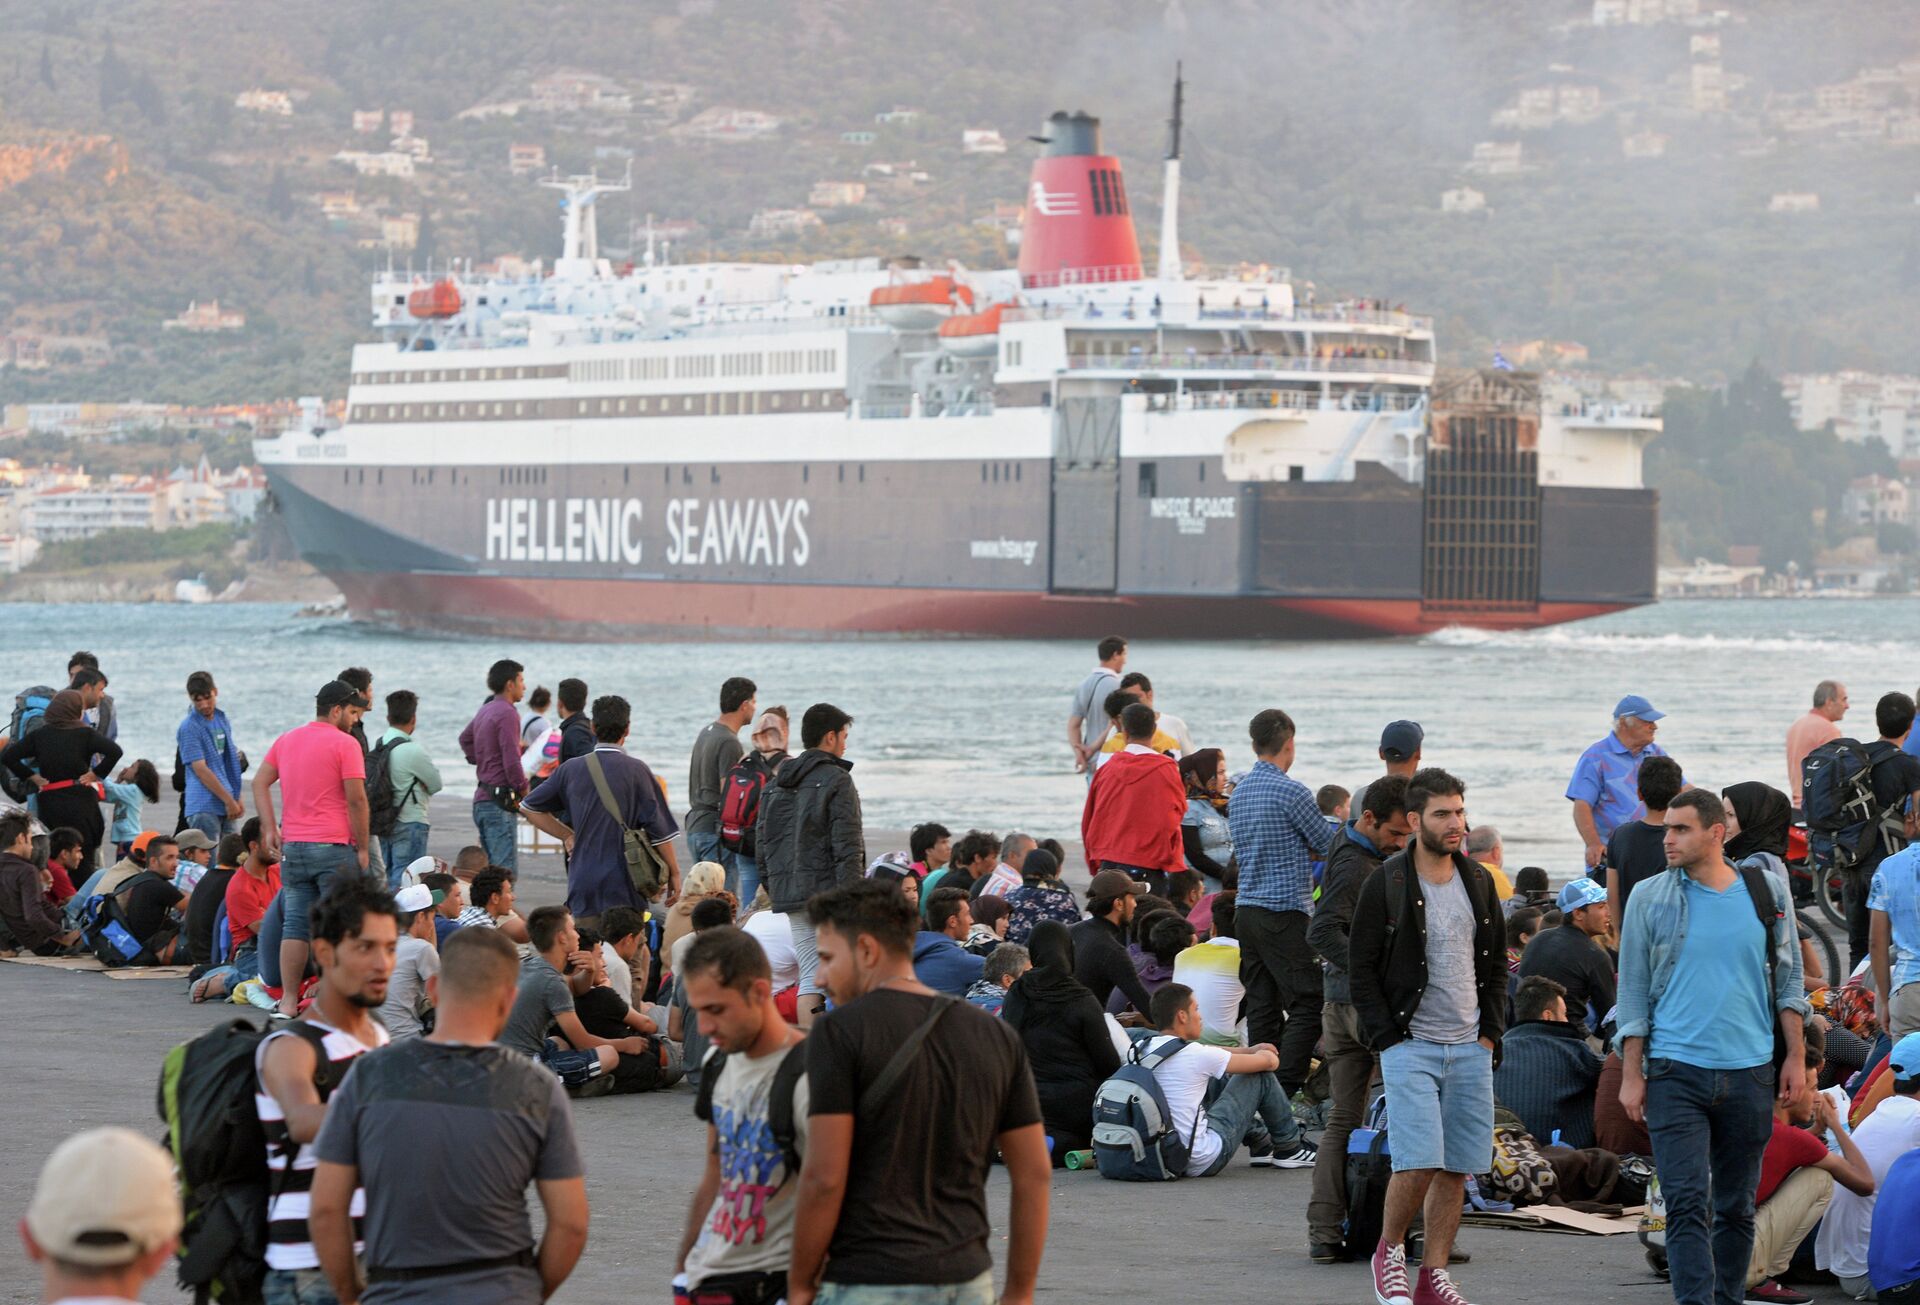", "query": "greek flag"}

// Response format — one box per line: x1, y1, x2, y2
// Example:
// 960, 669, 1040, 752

1492, 350, 1513, 370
